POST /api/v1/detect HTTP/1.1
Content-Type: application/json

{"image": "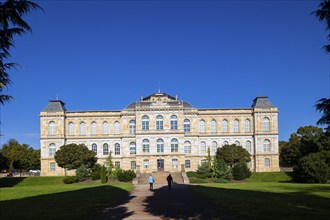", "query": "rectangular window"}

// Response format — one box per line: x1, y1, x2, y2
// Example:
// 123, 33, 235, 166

156, 121, 163, 130
185, 160, 191, 168
184, 123, 190, 132
172, 159, 178, 168
115, 161, 120, 168
131, 161, 136, 170
265, 158, 271, 168
143, 159, 149, 169
50, 162, 56, 172
130, 143, 136, 155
